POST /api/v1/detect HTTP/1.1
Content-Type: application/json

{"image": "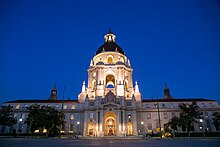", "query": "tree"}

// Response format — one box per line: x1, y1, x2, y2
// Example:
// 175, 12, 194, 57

178, 101, 202, 136
26, 104, 46, 134
26, 104, 65, 136
0, 105, 17, 128
44, 106, 65, 137
212, 112, 220, 131
164, 117, 181, 137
